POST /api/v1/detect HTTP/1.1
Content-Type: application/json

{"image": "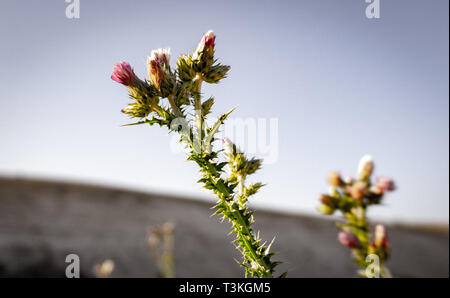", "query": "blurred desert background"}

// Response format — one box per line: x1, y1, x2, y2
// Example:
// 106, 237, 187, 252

0, 176, 447, 278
